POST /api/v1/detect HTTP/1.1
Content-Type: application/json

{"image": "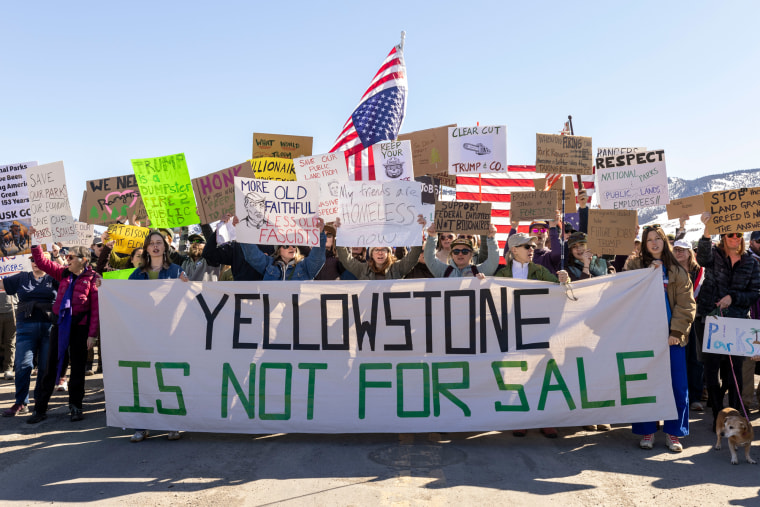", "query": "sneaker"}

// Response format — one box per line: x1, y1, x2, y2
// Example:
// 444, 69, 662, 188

167, 431, 181, 441
597, 424, 612, 431
584, 425, 597, 431
85, 369, 94, 376
130, 430, 149, 442
70, 406, 84, 422
690, 401, 705, 411
639, 434, 655, 449
3, 370, 14, 380
27, 412, 47, 424
540, 427, 559, 439
2, 404, 29, 417
56, 380, 68, 392
666, 434, 683, 452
